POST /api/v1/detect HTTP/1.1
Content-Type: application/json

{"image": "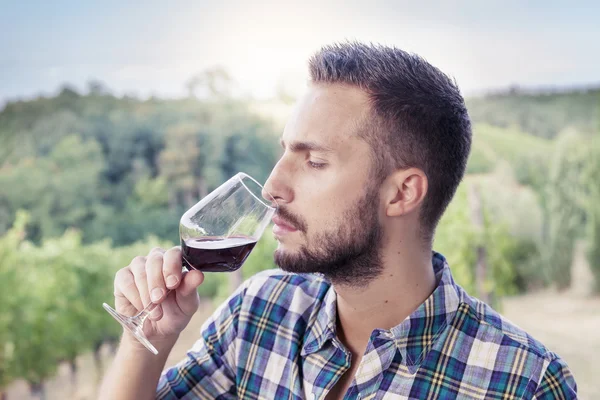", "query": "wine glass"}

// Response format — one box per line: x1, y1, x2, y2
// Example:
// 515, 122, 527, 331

103, 172, 277, 354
